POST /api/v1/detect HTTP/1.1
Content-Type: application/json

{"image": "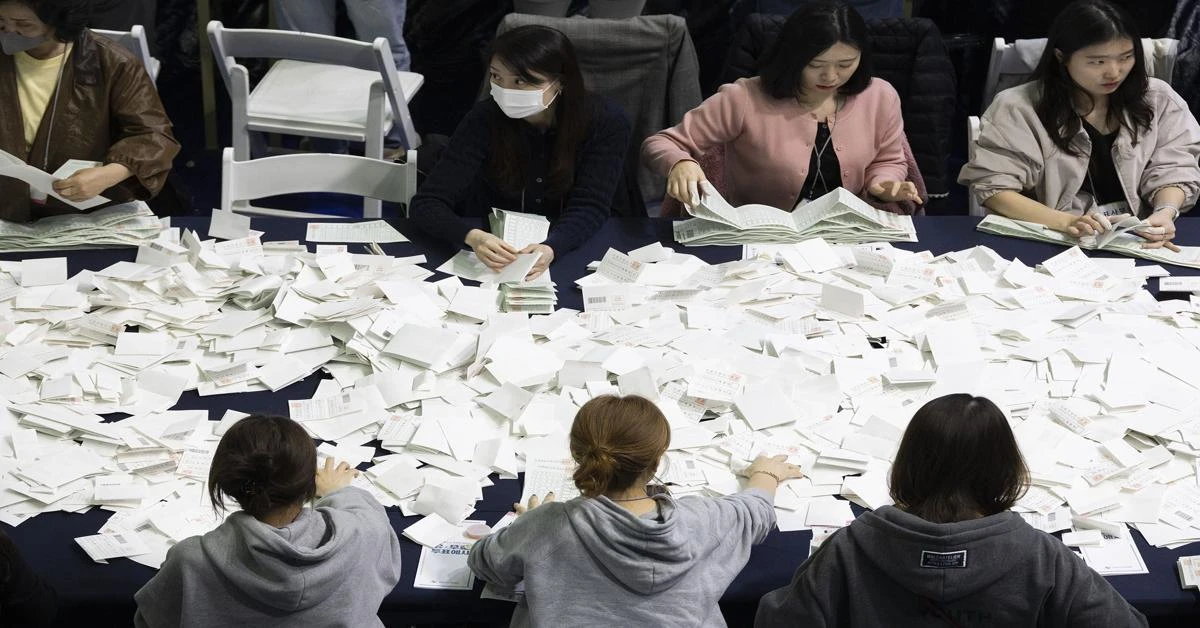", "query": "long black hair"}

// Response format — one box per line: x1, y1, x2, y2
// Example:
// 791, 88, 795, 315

758, 1, 873, 100
890, 394, 1029, 524
1032, 0, 1152, 155
487, 25, 590, 199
